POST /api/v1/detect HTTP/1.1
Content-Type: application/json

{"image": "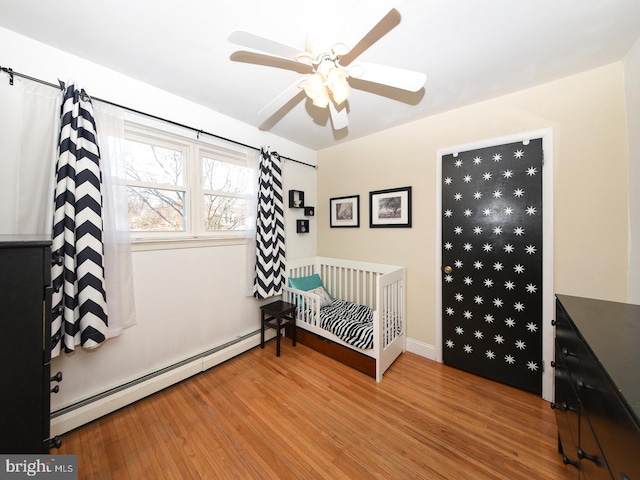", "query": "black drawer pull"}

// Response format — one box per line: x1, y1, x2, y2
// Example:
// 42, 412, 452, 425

577, 447, 600, 464
551, 319, 557, 326
49, 436, 62, 449
51, 371, 63, 383
562, 455, 579, 468
550, 361, 556, 368
51, 385, 59, 394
